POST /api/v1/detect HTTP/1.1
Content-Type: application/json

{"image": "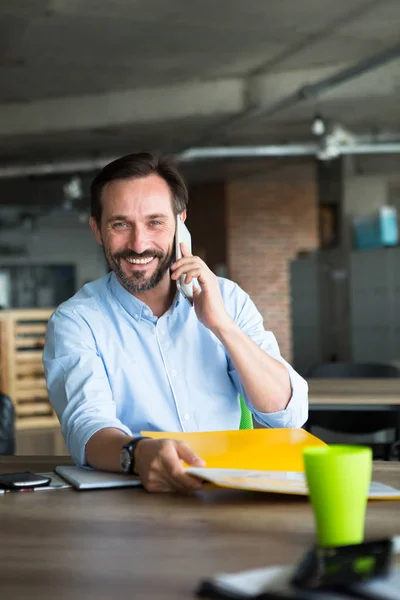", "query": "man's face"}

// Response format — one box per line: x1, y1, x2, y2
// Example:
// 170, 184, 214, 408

91, 174, 181, 294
